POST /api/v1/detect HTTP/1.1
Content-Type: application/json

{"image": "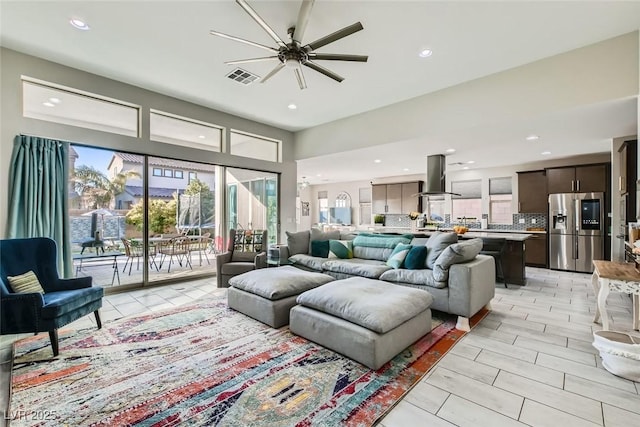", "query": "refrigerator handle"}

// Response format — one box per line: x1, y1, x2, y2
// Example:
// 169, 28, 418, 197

577, 180, 580, 192
574, 198, 580, 260
571, 180, 574, 192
